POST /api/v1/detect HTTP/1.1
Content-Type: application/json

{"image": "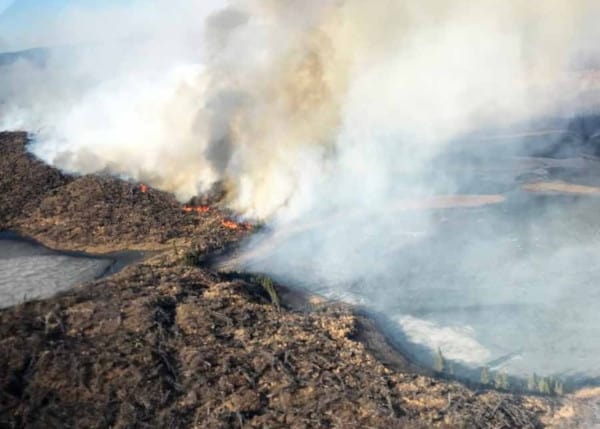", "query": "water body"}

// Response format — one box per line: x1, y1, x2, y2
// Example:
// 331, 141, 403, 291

229, 117, 600, 385
231, 190, 600, 385
0, 232, 141, 308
